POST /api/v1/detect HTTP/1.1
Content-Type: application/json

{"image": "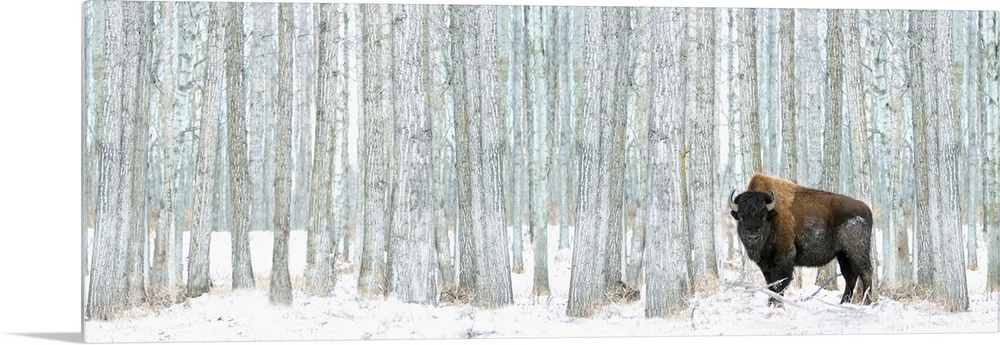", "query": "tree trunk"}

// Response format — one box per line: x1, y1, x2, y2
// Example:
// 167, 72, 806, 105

910, 10, 935, 289
149, 0, 181, 305
982, 11, 1000, 292
925, 11, 969, 312
816, 10, 843, 291
328, 3, 351, 280
845, 10, 871, 206
843, 11, 875, 300
526, 5, 553, 296
566, 7, 631, 318
624, 8, 649, 290
889, 10, 915, 289
385, 4, 437, 304
269, 2, 295, 306
225, 2, 255, 291
303, 2, 341, 296
684, 7, 719, 294
247, 3, 276, 236
357, 3, 393, 297
645, 7, 690, 317
735, 8, 764, 285
124, 1, 153, 307
87, 0, 130, 320
428, 4, 456, 297
505, 5, 526, 275
187, 2, 225, 298
451, 5, 514, 308
291, 4, 315, 233
558, 7, 575, 250
962, 11, 981, 271
174, 1, 204, 286
779, 9, 804, 289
